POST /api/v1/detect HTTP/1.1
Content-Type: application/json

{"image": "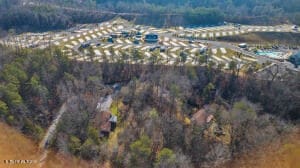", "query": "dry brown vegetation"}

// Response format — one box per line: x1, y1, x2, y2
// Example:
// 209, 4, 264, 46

221, 128, 300, 168
217, 32, 300, 46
